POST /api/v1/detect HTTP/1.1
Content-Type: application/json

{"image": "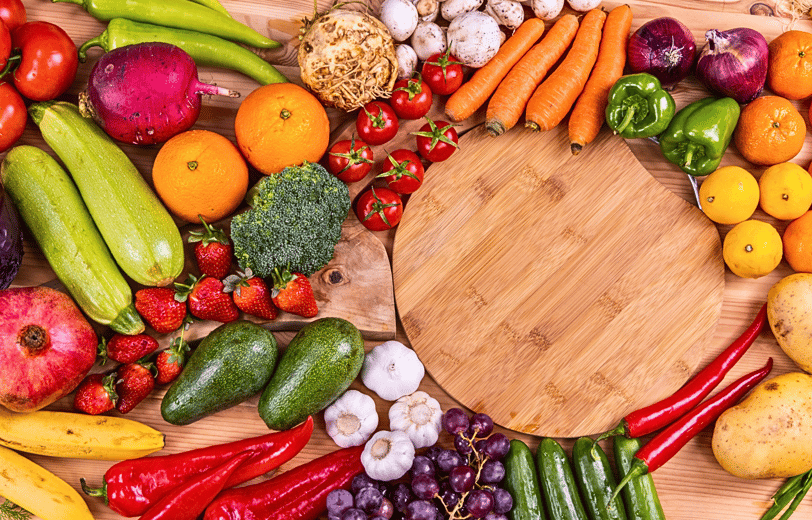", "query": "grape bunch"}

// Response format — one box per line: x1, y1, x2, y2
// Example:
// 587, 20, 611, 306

326, 473, 395, 520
